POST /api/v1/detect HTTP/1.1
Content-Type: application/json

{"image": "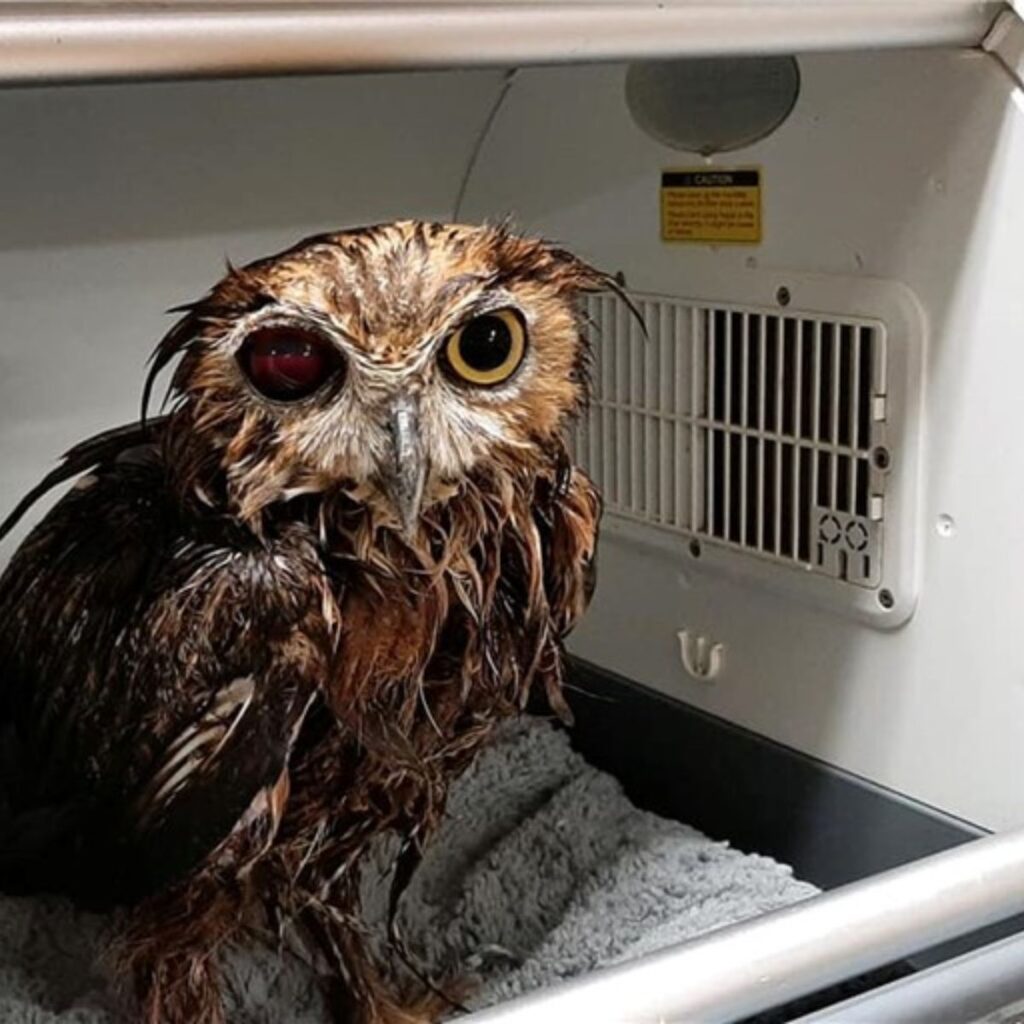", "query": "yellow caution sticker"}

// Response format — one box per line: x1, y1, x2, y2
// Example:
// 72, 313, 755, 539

661, 169, 762, 244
